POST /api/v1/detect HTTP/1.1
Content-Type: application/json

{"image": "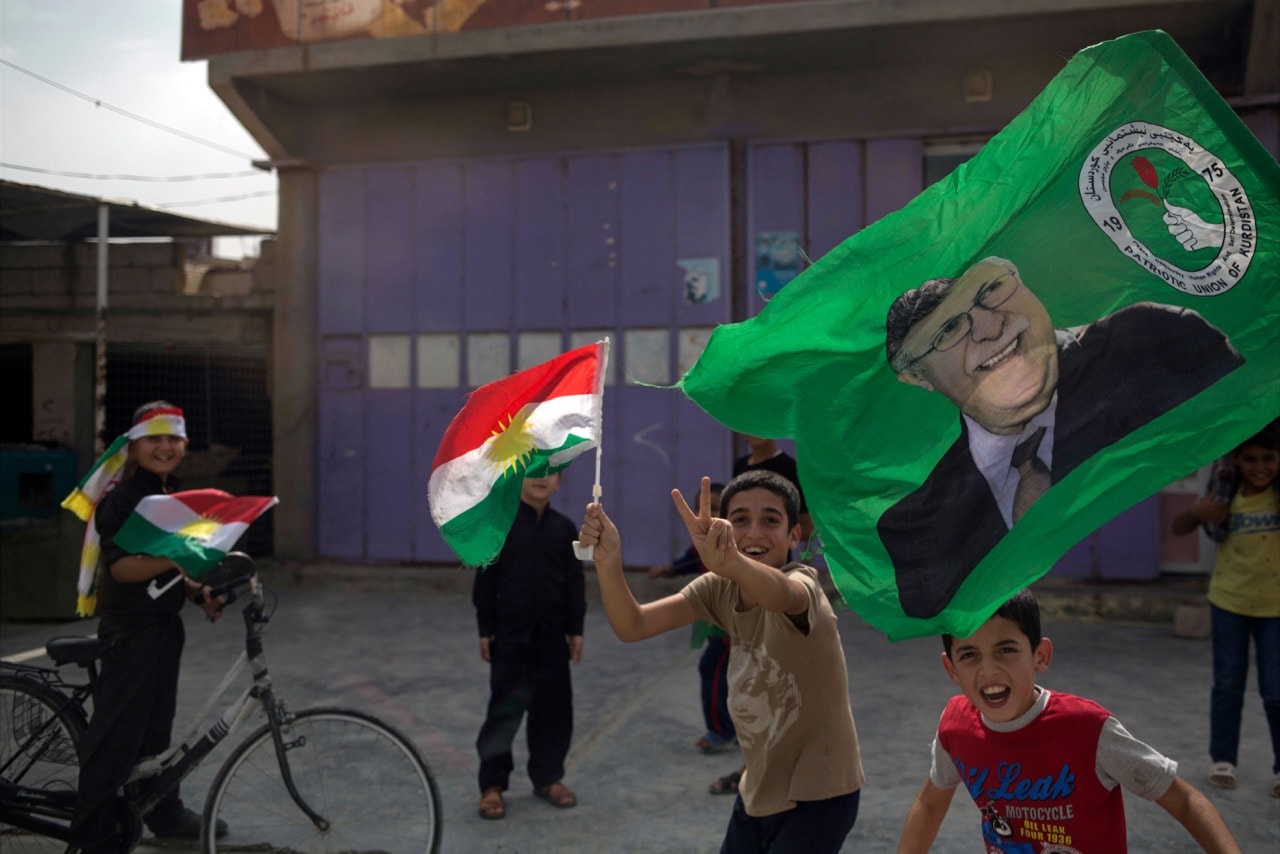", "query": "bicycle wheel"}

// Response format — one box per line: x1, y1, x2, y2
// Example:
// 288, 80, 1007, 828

0, 674, 87, 854
203, 707, 441, 854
